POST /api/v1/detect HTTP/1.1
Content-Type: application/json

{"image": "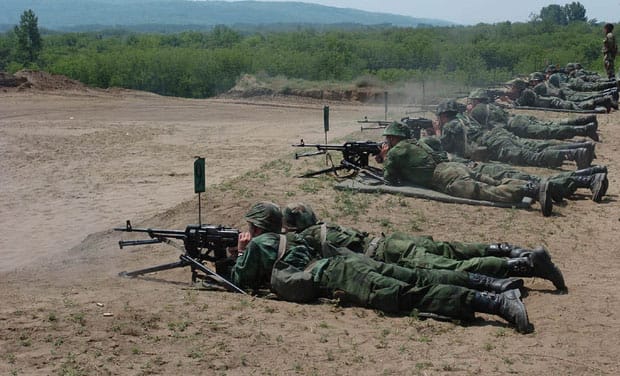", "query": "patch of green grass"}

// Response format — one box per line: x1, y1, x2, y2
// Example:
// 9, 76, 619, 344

57, 353, 85, 376
168, 321, 190, 332
299, 180, 323, 194
333, 189, 370, 219
69, 312, 86, 326
6, 353, 16, 364
187, 347, 204, 359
